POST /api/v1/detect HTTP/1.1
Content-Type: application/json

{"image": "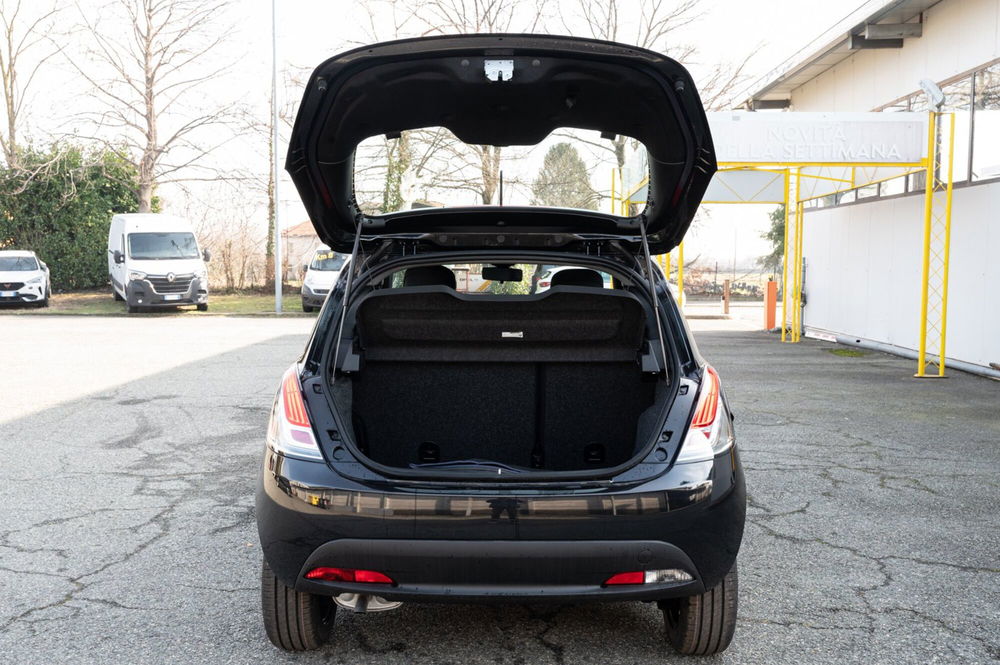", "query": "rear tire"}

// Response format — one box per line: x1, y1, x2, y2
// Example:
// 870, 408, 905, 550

660, 562, 738, 655
126, 305, 139, 314
261, 559, 335, 651
113, 289, 124, 301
